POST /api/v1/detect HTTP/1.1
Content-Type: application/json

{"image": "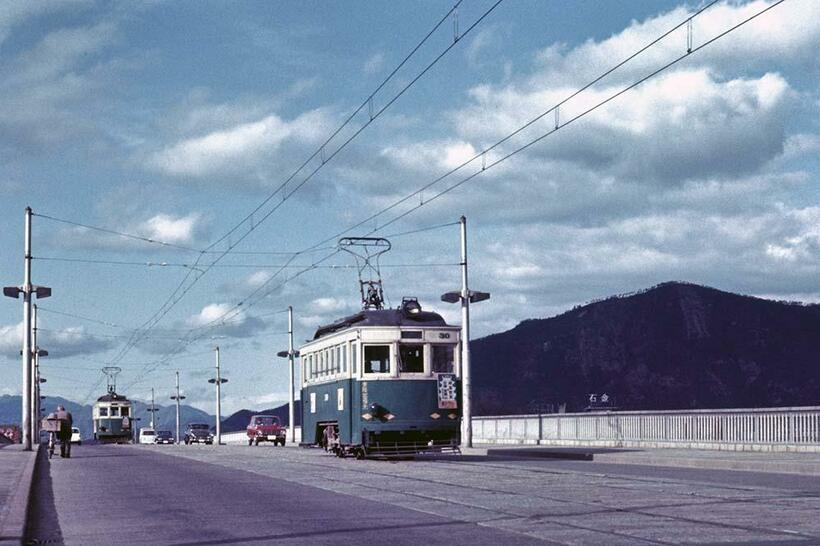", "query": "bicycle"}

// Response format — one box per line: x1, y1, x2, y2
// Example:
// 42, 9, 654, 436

48, 430, 57, 459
